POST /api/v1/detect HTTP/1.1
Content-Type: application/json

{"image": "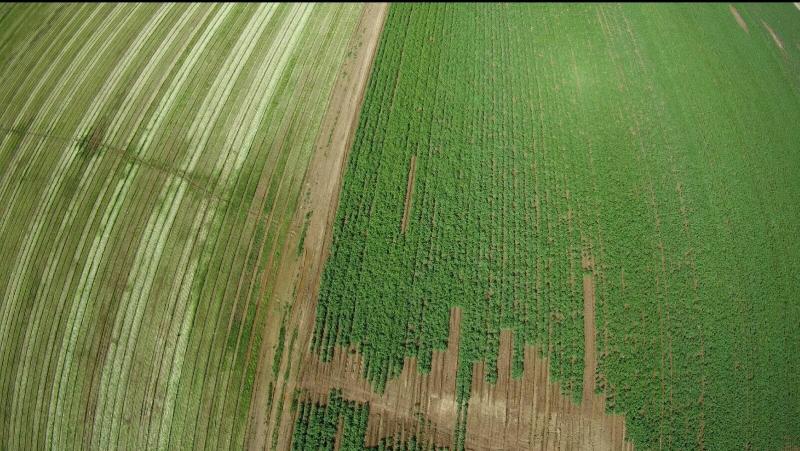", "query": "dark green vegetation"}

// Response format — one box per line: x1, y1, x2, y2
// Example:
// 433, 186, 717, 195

0, 3, 361, 450
309, 3, 800, 449
291, 390, 369, 451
